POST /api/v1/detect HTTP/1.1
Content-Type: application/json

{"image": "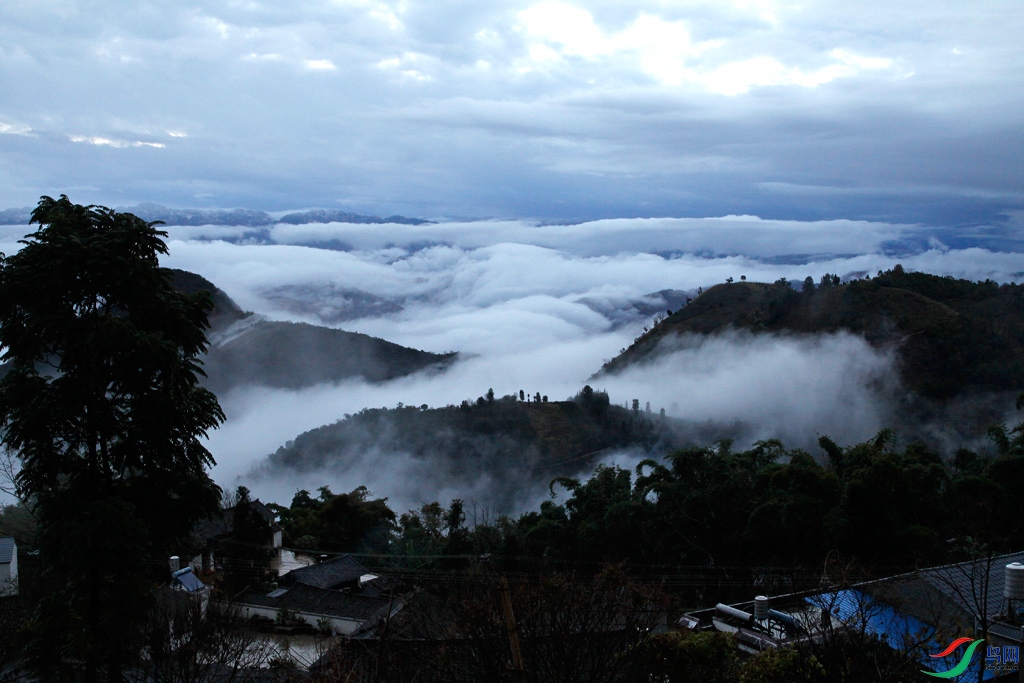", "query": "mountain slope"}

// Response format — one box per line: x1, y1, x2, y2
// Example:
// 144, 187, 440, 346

203, 319, 454, 393
166, 269, 456, 393
263, 391, 679, 509
599, 268, 1024, 399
